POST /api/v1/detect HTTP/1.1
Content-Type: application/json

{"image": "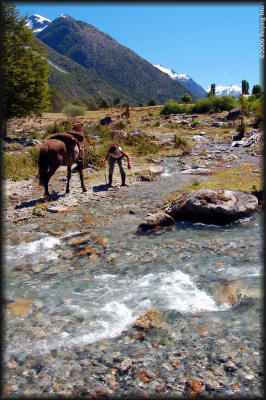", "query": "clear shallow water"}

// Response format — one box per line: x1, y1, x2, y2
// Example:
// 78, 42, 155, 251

3, 159, 263, 361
